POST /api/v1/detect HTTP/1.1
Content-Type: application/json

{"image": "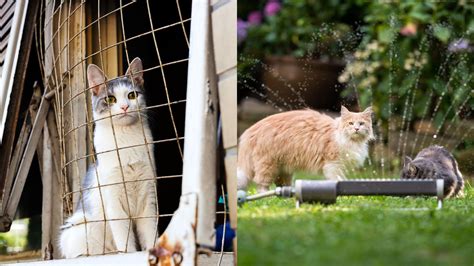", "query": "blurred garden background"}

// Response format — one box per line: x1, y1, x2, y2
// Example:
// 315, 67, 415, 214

238, 0, 474, 177
238, 1, 474, 265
